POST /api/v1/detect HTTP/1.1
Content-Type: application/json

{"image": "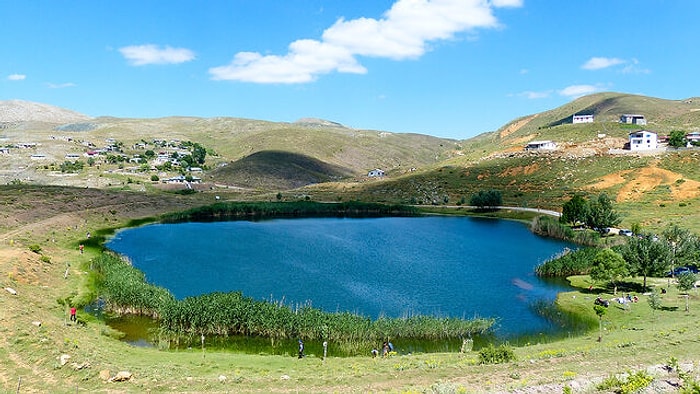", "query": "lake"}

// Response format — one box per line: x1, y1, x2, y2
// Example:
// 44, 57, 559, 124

106, 216, 576, 338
